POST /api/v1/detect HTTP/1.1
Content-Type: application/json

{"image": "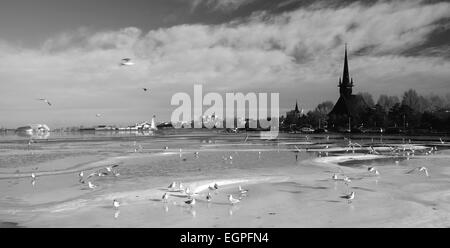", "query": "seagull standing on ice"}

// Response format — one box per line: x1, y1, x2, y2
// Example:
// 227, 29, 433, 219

120, 58, 134, 66
341, 192, 355, 203
88, 181, 97, 189
368, 167, 379, 175
228, 194, 240, 205
185, 198, 196, 206
168, 181, 177, 190
206, 192, 212, 202
239, 185, 248, 194
214, 183, 219, 190
113, 199, 120, 209
332, 174, 338, 180
162, 193, 169, 202
106, 164, 119, 173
